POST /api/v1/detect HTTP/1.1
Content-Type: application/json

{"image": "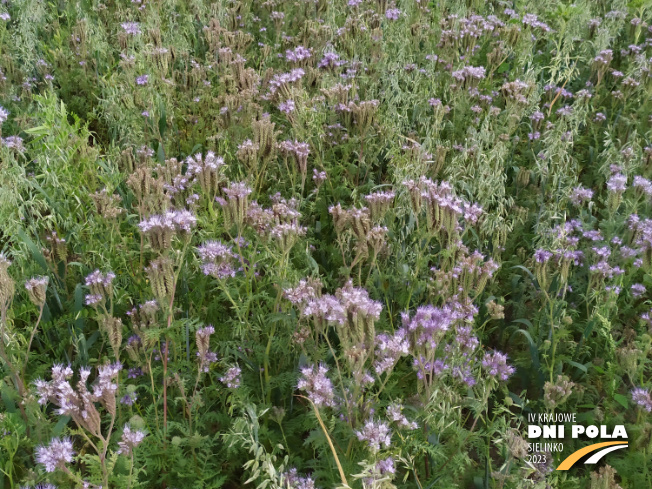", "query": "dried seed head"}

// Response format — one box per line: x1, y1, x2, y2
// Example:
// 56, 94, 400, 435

0, 254, 14, 316
252, 115, 277, 162
91, 188, 124, 219
101, 315, 123, 359
145, 257, 175, 304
